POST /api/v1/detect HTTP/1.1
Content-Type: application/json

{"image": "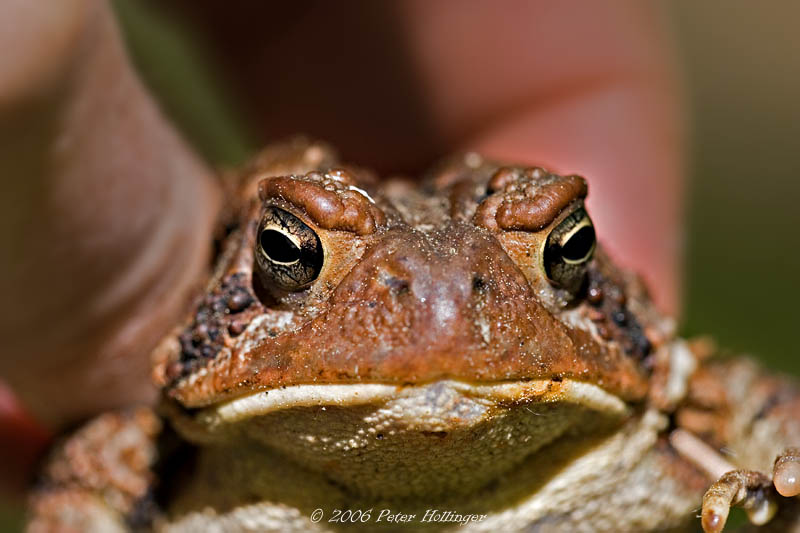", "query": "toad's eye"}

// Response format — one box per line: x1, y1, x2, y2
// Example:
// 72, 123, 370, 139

256, 207, 323, 291
543, 207, 596, 292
